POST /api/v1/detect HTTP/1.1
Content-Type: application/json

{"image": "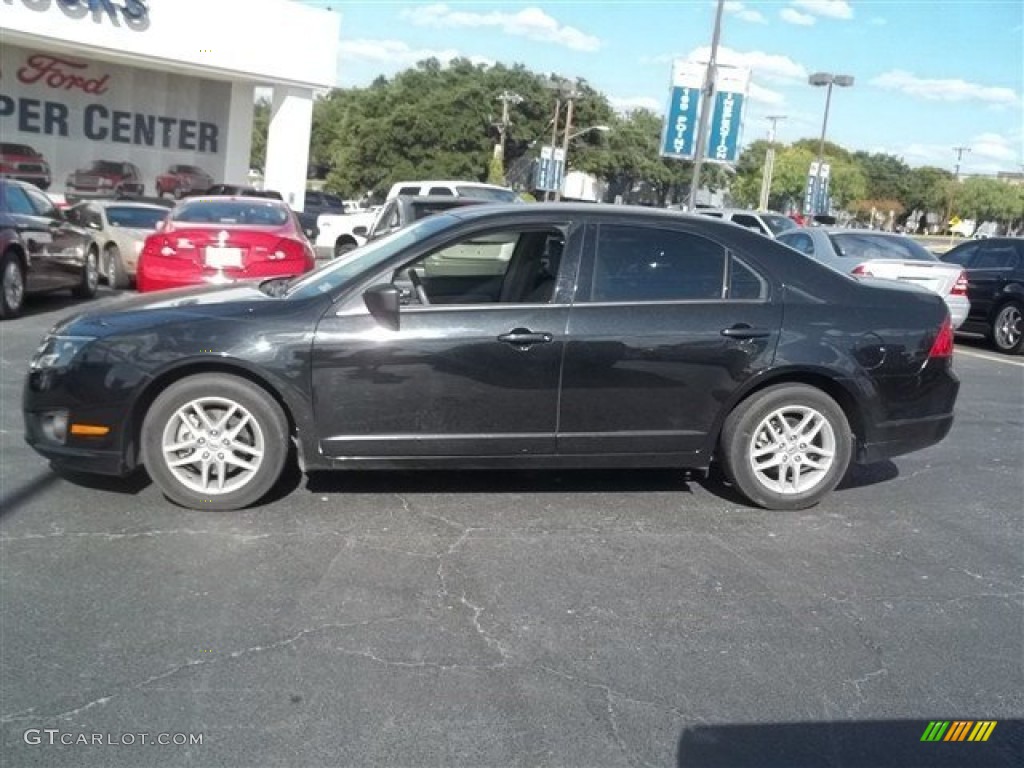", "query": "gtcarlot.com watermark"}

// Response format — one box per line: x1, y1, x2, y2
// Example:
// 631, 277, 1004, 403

24, 729, 203, 746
